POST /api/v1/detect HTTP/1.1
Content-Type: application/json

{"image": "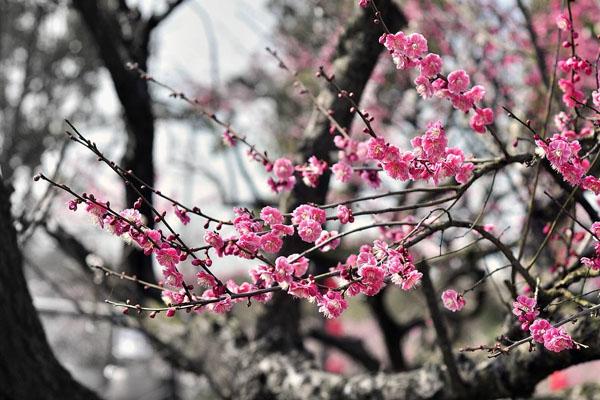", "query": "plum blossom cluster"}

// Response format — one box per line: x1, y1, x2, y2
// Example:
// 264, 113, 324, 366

529, 319, 574, 353
535, 133, 600, 192
369, 121, 474, 184
266, 156, 328, 193
379, 29, 494, 133
580, 222, 600, 270
512, 295, 539, 331
76, 197, 191, 290
330, 121, 474, 187
512, 295, 574, 353
333, 240, 423, 297
555, 13, 594, 109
